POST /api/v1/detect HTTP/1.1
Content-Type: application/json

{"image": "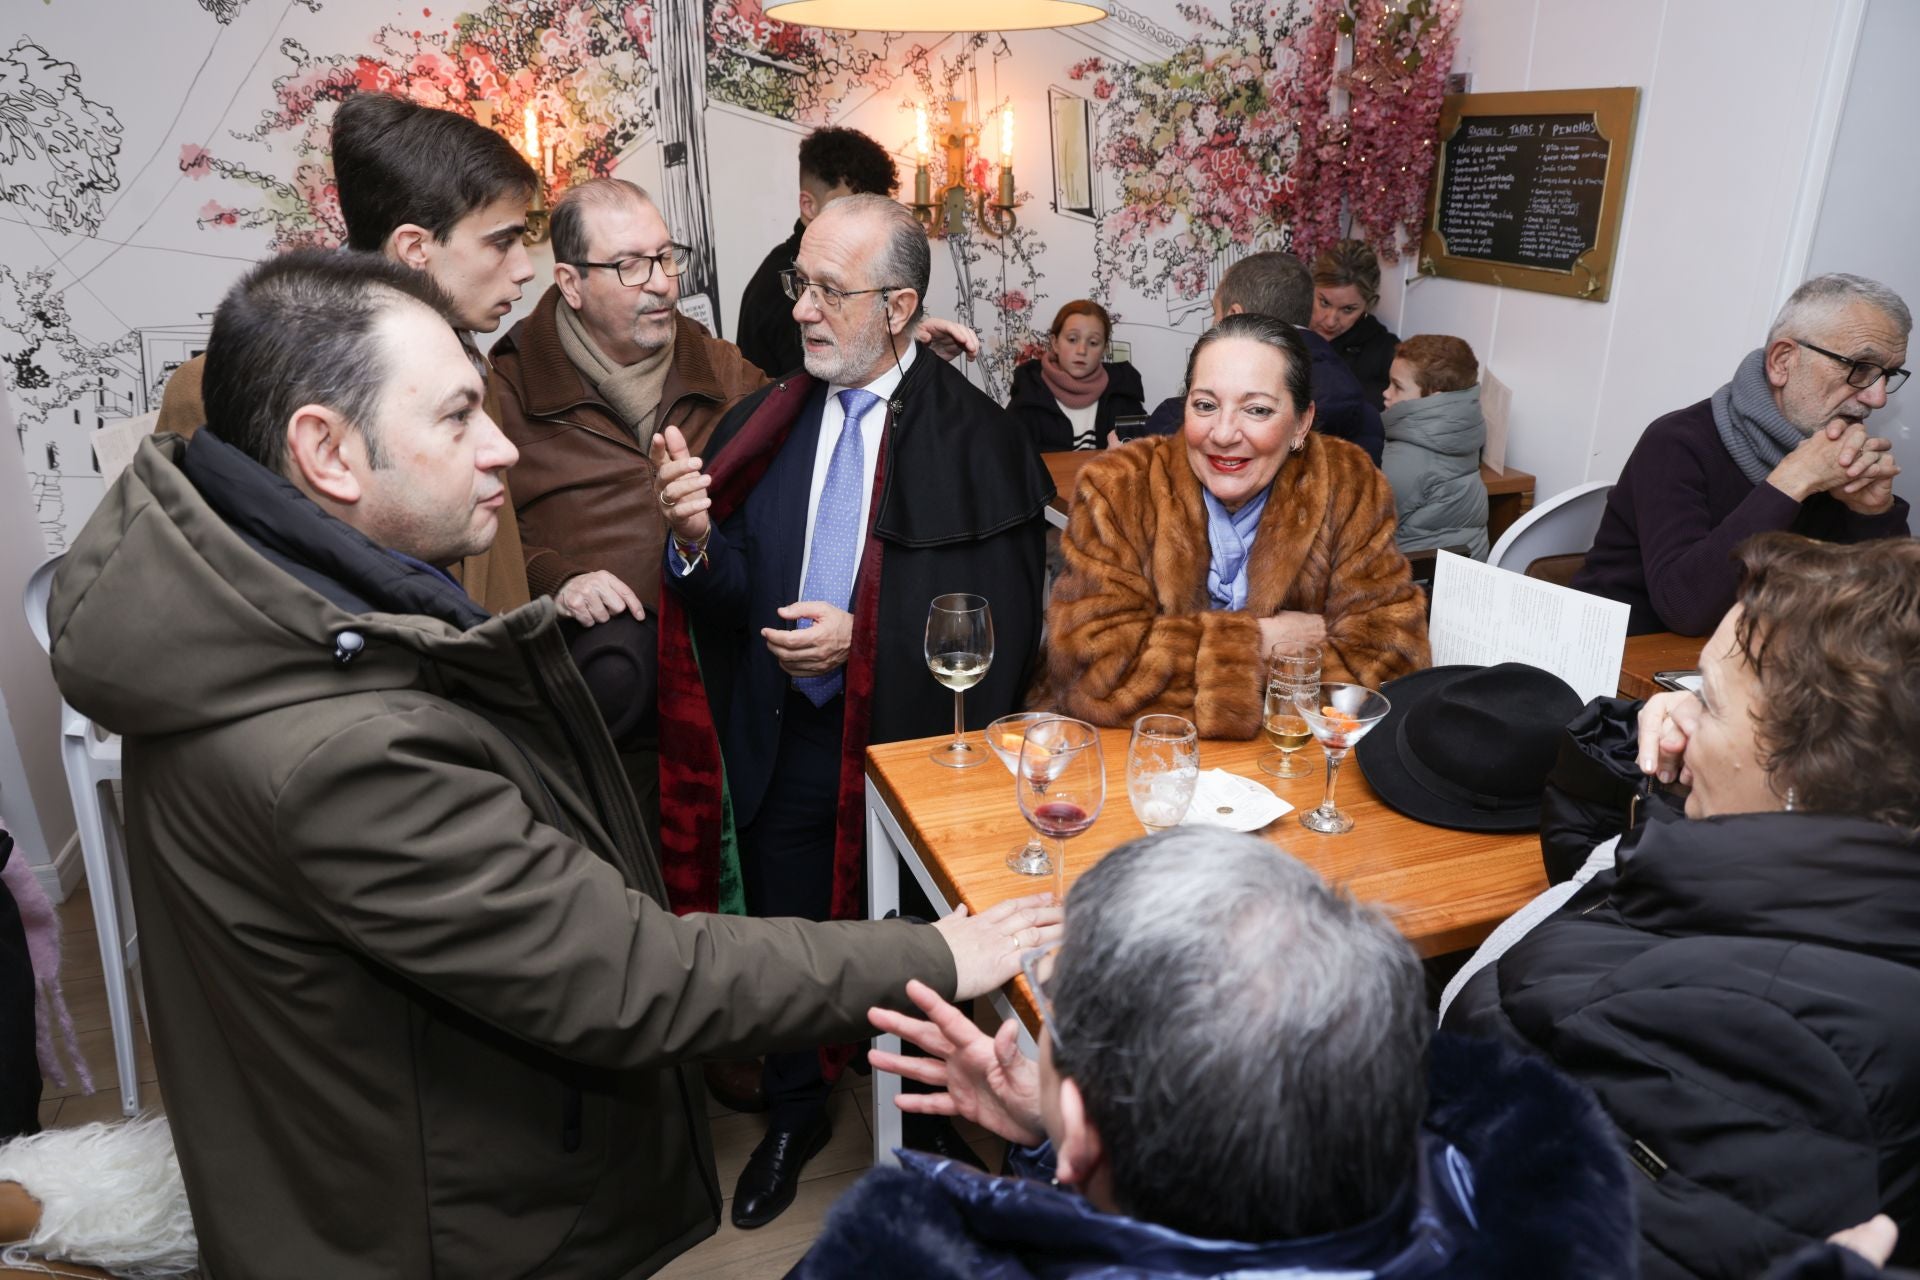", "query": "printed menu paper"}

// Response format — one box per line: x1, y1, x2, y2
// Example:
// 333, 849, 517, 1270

1428, 551, 1628, 704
